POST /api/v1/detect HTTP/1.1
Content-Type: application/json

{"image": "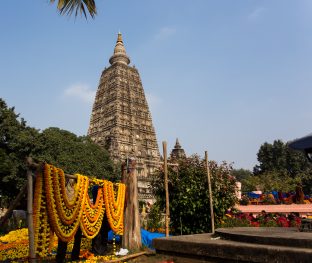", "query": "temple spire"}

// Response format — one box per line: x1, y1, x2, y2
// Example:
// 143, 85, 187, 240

109, 32, 130, 65
170, 138, 186, 160
89, 33, 160, 202
174, 138, 182, 149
